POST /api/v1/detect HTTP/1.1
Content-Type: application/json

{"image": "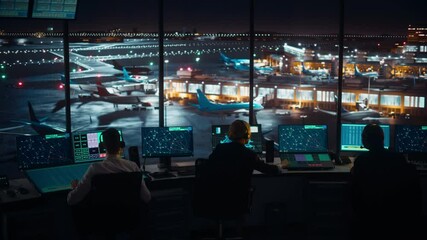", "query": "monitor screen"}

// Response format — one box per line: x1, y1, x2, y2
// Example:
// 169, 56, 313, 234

278, 125, 328, 153
141, 126, 194, 157
16, 133, 72, 169
0, 0, 29, 18
211, 124, 263, 153
31, 0, 77, 19
341, 123, 390, 151
72, 130, 123, 163
395, 125, 427, 153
